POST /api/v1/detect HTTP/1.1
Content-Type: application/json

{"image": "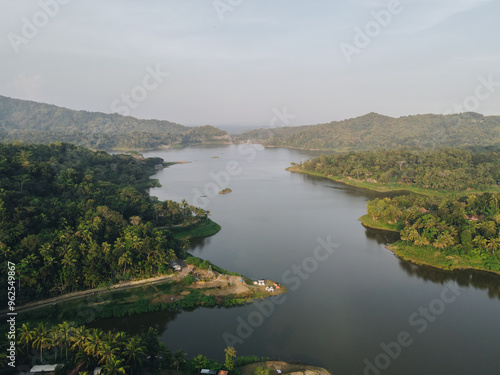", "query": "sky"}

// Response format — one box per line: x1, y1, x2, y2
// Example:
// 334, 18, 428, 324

1, 0, 499, 128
